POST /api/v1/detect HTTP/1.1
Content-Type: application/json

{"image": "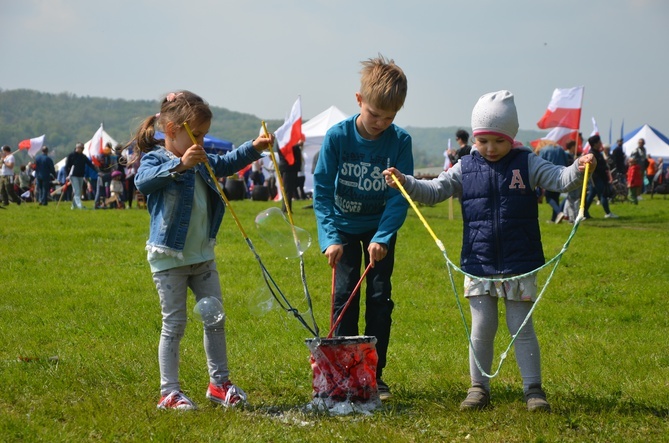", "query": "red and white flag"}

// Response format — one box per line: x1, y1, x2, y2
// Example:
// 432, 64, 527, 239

86, 124, 105, 165
530, 126, 579, 150
536, 86, 584, 130
274, 96, 304, 166
18, 134, 46, 157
